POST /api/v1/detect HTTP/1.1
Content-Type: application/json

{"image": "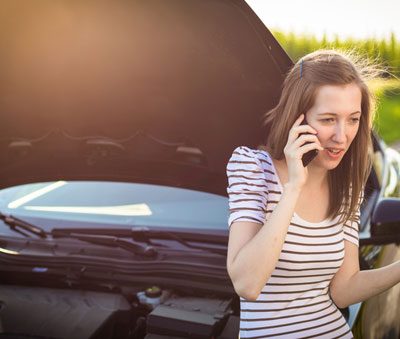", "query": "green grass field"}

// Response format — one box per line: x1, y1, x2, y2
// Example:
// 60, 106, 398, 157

370, 78, 400, 145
